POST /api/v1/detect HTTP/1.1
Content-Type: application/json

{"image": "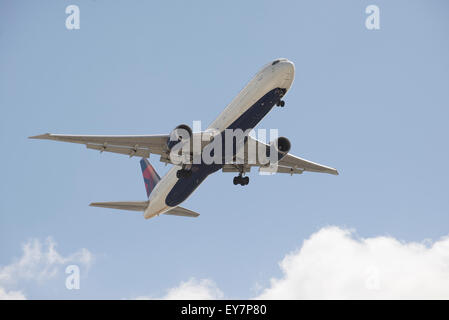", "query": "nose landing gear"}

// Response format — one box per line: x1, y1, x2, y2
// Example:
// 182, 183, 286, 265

276, 100, 285, 107
275, 88, 286, 107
